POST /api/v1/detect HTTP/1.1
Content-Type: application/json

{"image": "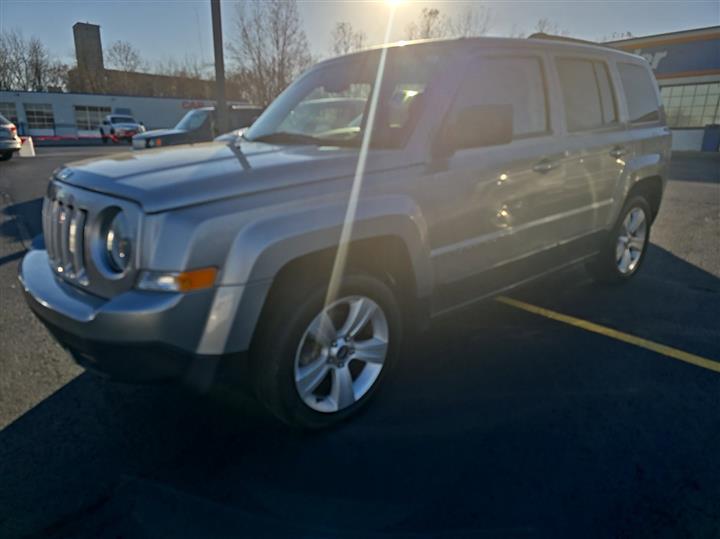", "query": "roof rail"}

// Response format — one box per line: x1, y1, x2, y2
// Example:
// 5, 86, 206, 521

528, 32, 615, 49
